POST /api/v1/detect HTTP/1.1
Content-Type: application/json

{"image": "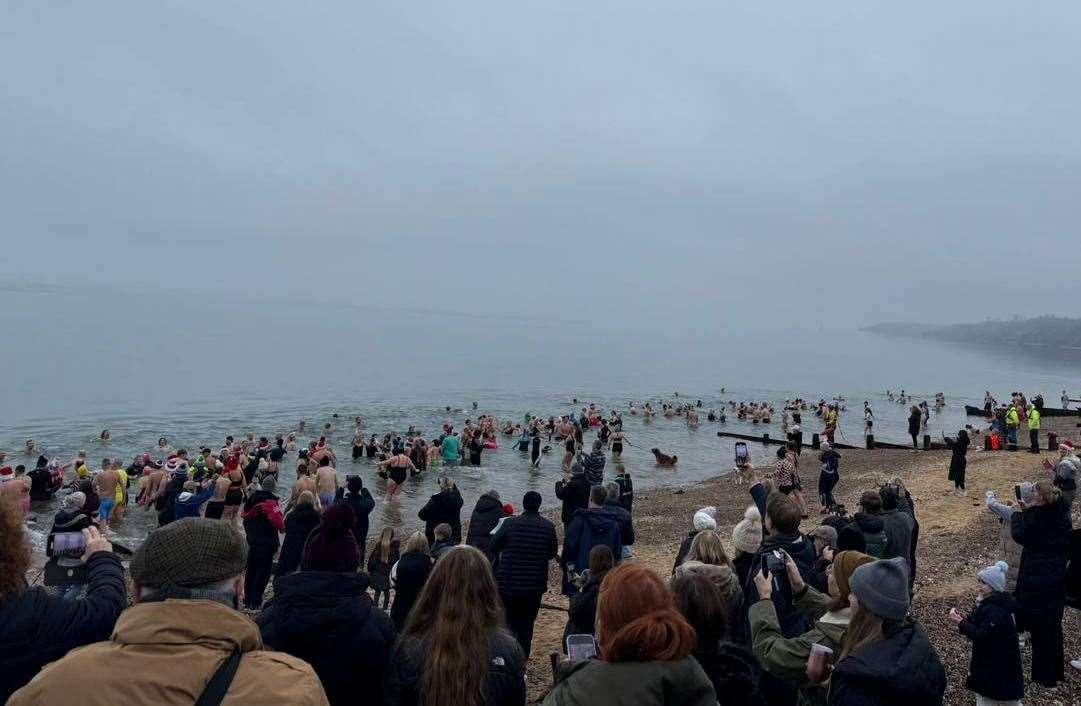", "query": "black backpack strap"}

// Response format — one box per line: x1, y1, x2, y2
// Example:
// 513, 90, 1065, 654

195, 650, 242, 706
